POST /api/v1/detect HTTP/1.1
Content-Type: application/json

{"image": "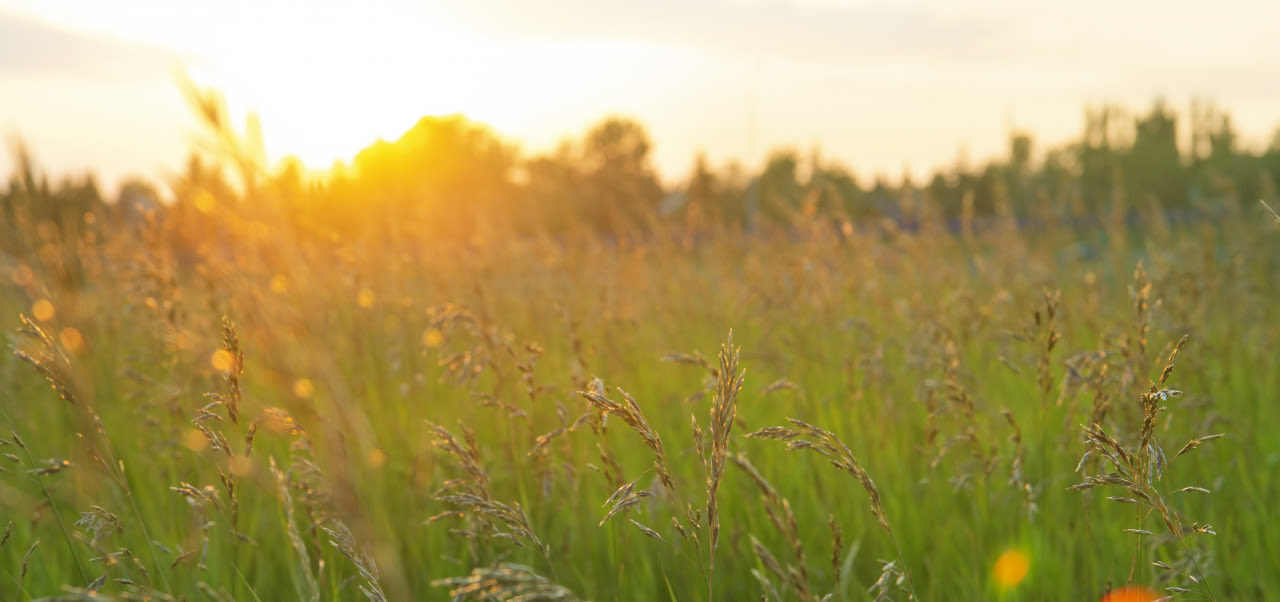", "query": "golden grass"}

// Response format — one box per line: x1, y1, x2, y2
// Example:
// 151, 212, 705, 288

2, 198, 1277, 600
